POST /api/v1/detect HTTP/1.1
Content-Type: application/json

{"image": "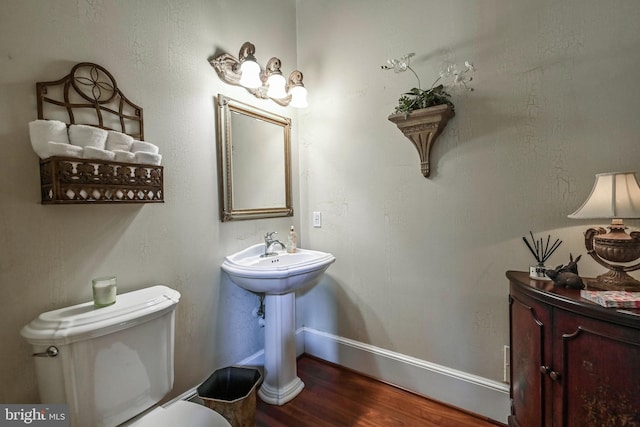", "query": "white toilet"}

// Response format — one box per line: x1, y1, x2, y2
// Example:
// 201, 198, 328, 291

21, 285, 231, 427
